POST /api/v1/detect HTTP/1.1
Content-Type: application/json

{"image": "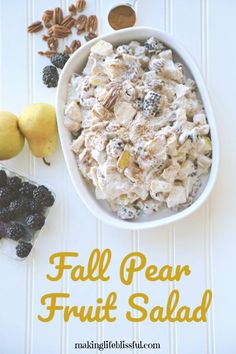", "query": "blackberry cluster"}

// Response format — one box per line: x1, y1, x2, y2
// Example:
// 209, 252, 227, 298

50, 53, 69, 69
33, 186, 55, 207
19, 182, 36, 198
29, 200, 44, 213
0, 169, 55, 259
9, 198, 30, 217
25, 214, 45, 230
144, 37, 165, 55
0, 207, 13, 222
0, 186, 13, 207
142, 91, 161, 117
7, 176, 22, 191
6, 222, 26, 241
16, 241, 32, 258
42, 65, 59, 88
0, 170, 7, 187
